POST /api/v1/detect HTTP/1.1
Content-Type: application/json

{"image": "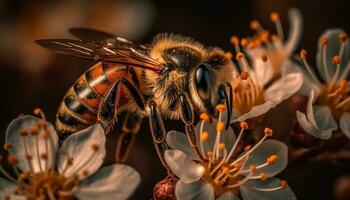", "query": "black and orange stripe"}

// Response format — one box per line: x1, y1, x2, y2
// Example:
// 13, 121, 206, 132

56, 62, 139, 135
